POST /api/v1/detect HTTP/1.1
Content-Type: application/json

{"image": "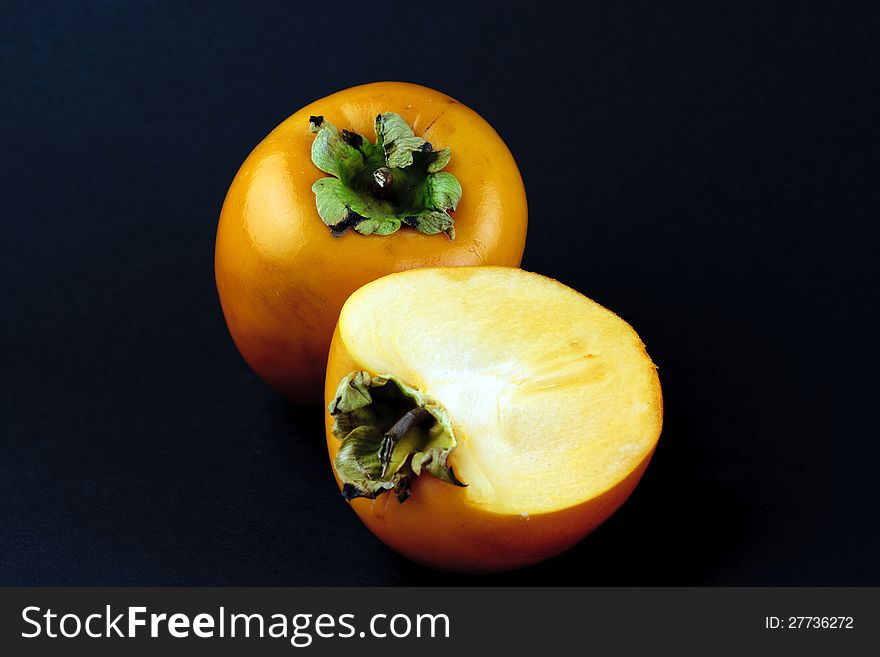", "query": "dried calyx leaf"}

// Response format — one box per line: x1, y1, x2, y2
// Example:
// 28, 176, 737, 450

308, 112, 461, 239
329, 371, 465, 503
